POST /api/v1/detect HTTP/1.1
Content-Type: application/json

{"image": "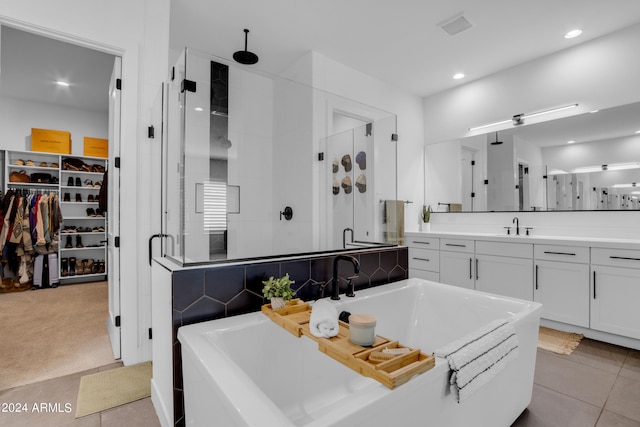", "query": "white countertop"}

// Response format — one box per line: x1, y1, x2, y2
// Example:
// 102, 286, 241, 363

405, 231, 640, 250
